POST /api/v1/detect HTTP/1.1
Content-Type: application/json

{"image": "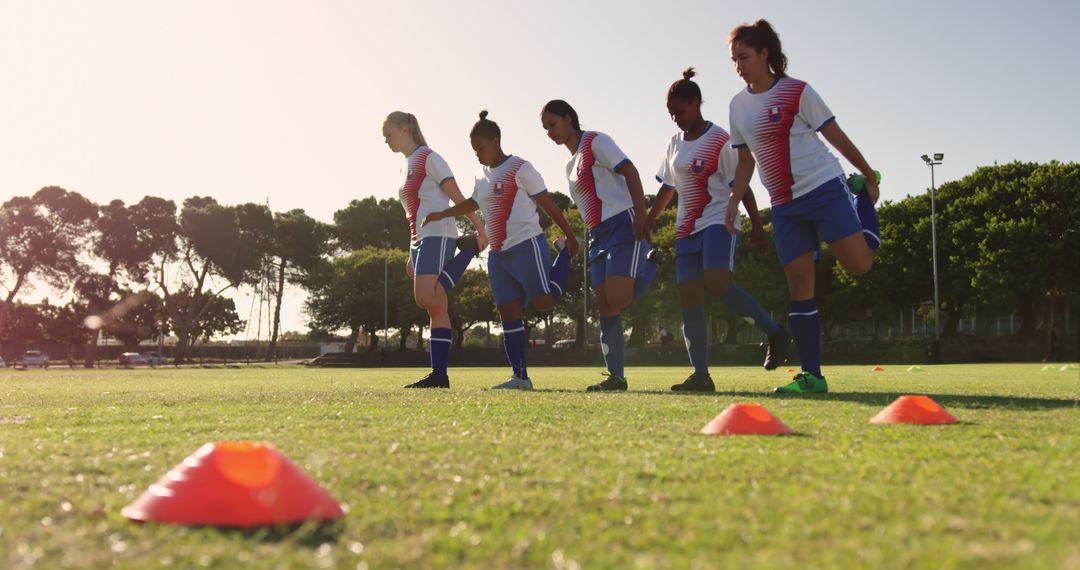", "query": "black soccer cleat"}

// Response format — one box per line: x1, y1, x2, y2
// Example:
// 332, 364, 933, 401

586, 373, 628, 392
762, 327, 793, 371
404, 371, 450, 389
670, 371, 715, 392
646, 247, 664, 267
456, 235, 480, 257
